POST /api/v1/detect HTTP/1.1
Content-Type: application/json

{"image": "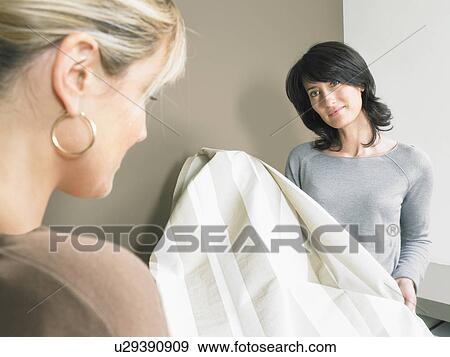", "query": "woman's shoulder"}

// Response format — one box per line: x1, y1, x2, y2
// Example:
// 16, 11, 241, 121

0, 225, 158, 298
1, 226, 144, 271
0, 226, 167, 336
389, 141, 433, 183
391, 141, 432, 167
286, 140, 317, 163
